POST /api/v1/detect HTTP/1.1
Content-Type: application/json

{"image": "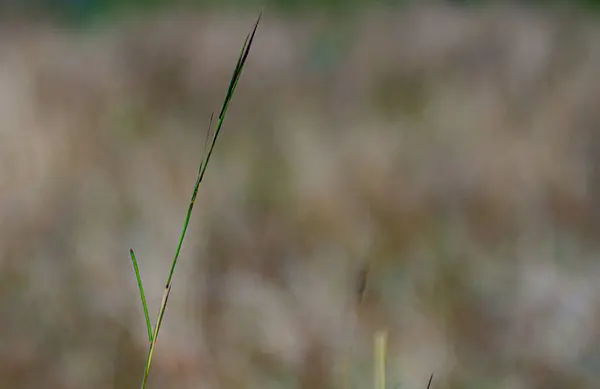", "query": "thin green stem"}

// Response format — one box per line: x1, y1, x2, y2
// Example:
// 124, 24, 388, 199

131, 12, 261, 389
